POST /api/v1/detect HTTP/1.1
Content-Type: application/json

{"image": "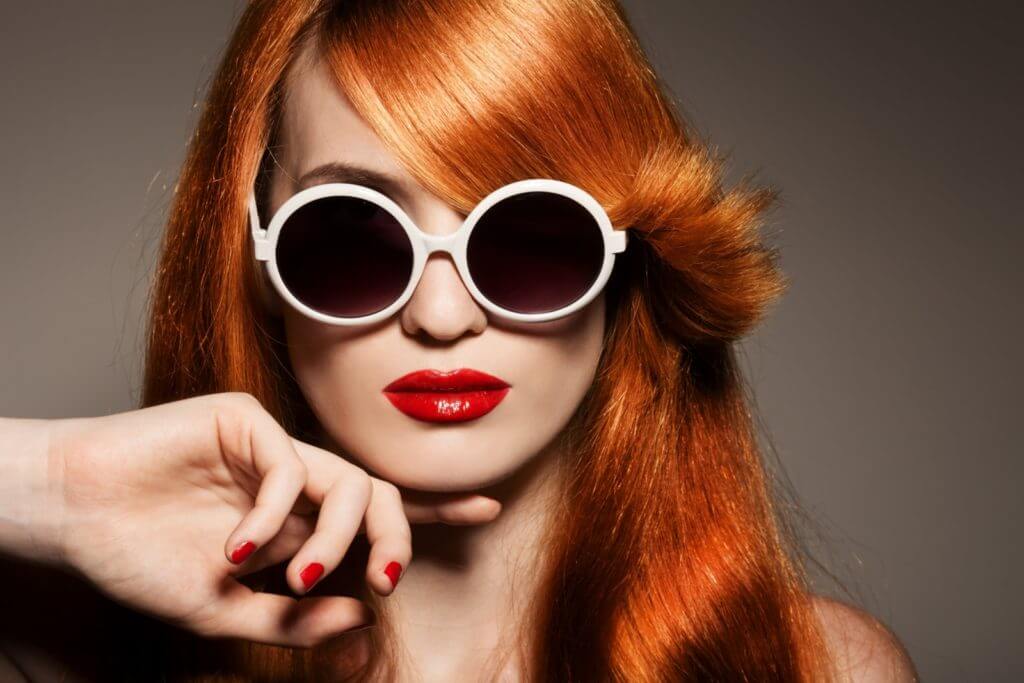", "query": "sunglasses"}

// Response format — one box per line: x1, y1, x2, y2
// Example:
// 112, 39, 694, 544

248, 178, 628, 325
